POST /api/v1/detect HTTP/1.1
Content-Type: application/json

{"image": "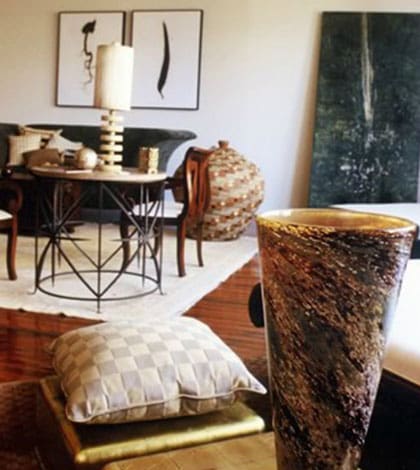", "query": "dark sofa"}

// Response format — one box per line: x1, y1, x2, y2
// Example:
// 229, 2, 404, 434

0, 123, 196, 232
0, 123, 196, 171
